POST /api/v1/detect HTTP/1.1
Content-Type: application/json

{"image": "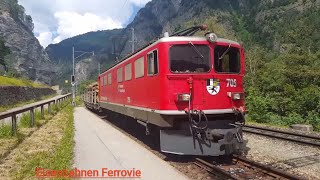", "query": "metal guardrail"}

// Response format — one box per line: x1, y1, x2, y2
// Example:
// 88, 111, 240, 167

0, 93, 72, 135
